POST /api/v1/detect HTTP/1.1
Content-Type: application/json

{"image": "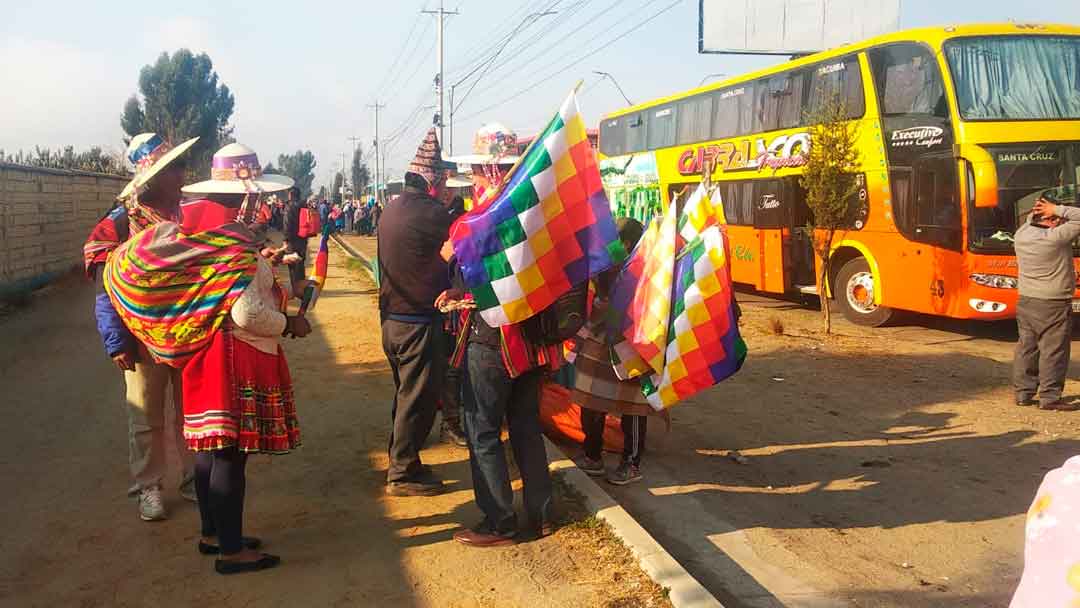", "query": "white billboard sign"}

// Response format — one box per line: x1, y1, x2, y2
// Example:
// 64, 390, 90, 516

699, 0, 901, 55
